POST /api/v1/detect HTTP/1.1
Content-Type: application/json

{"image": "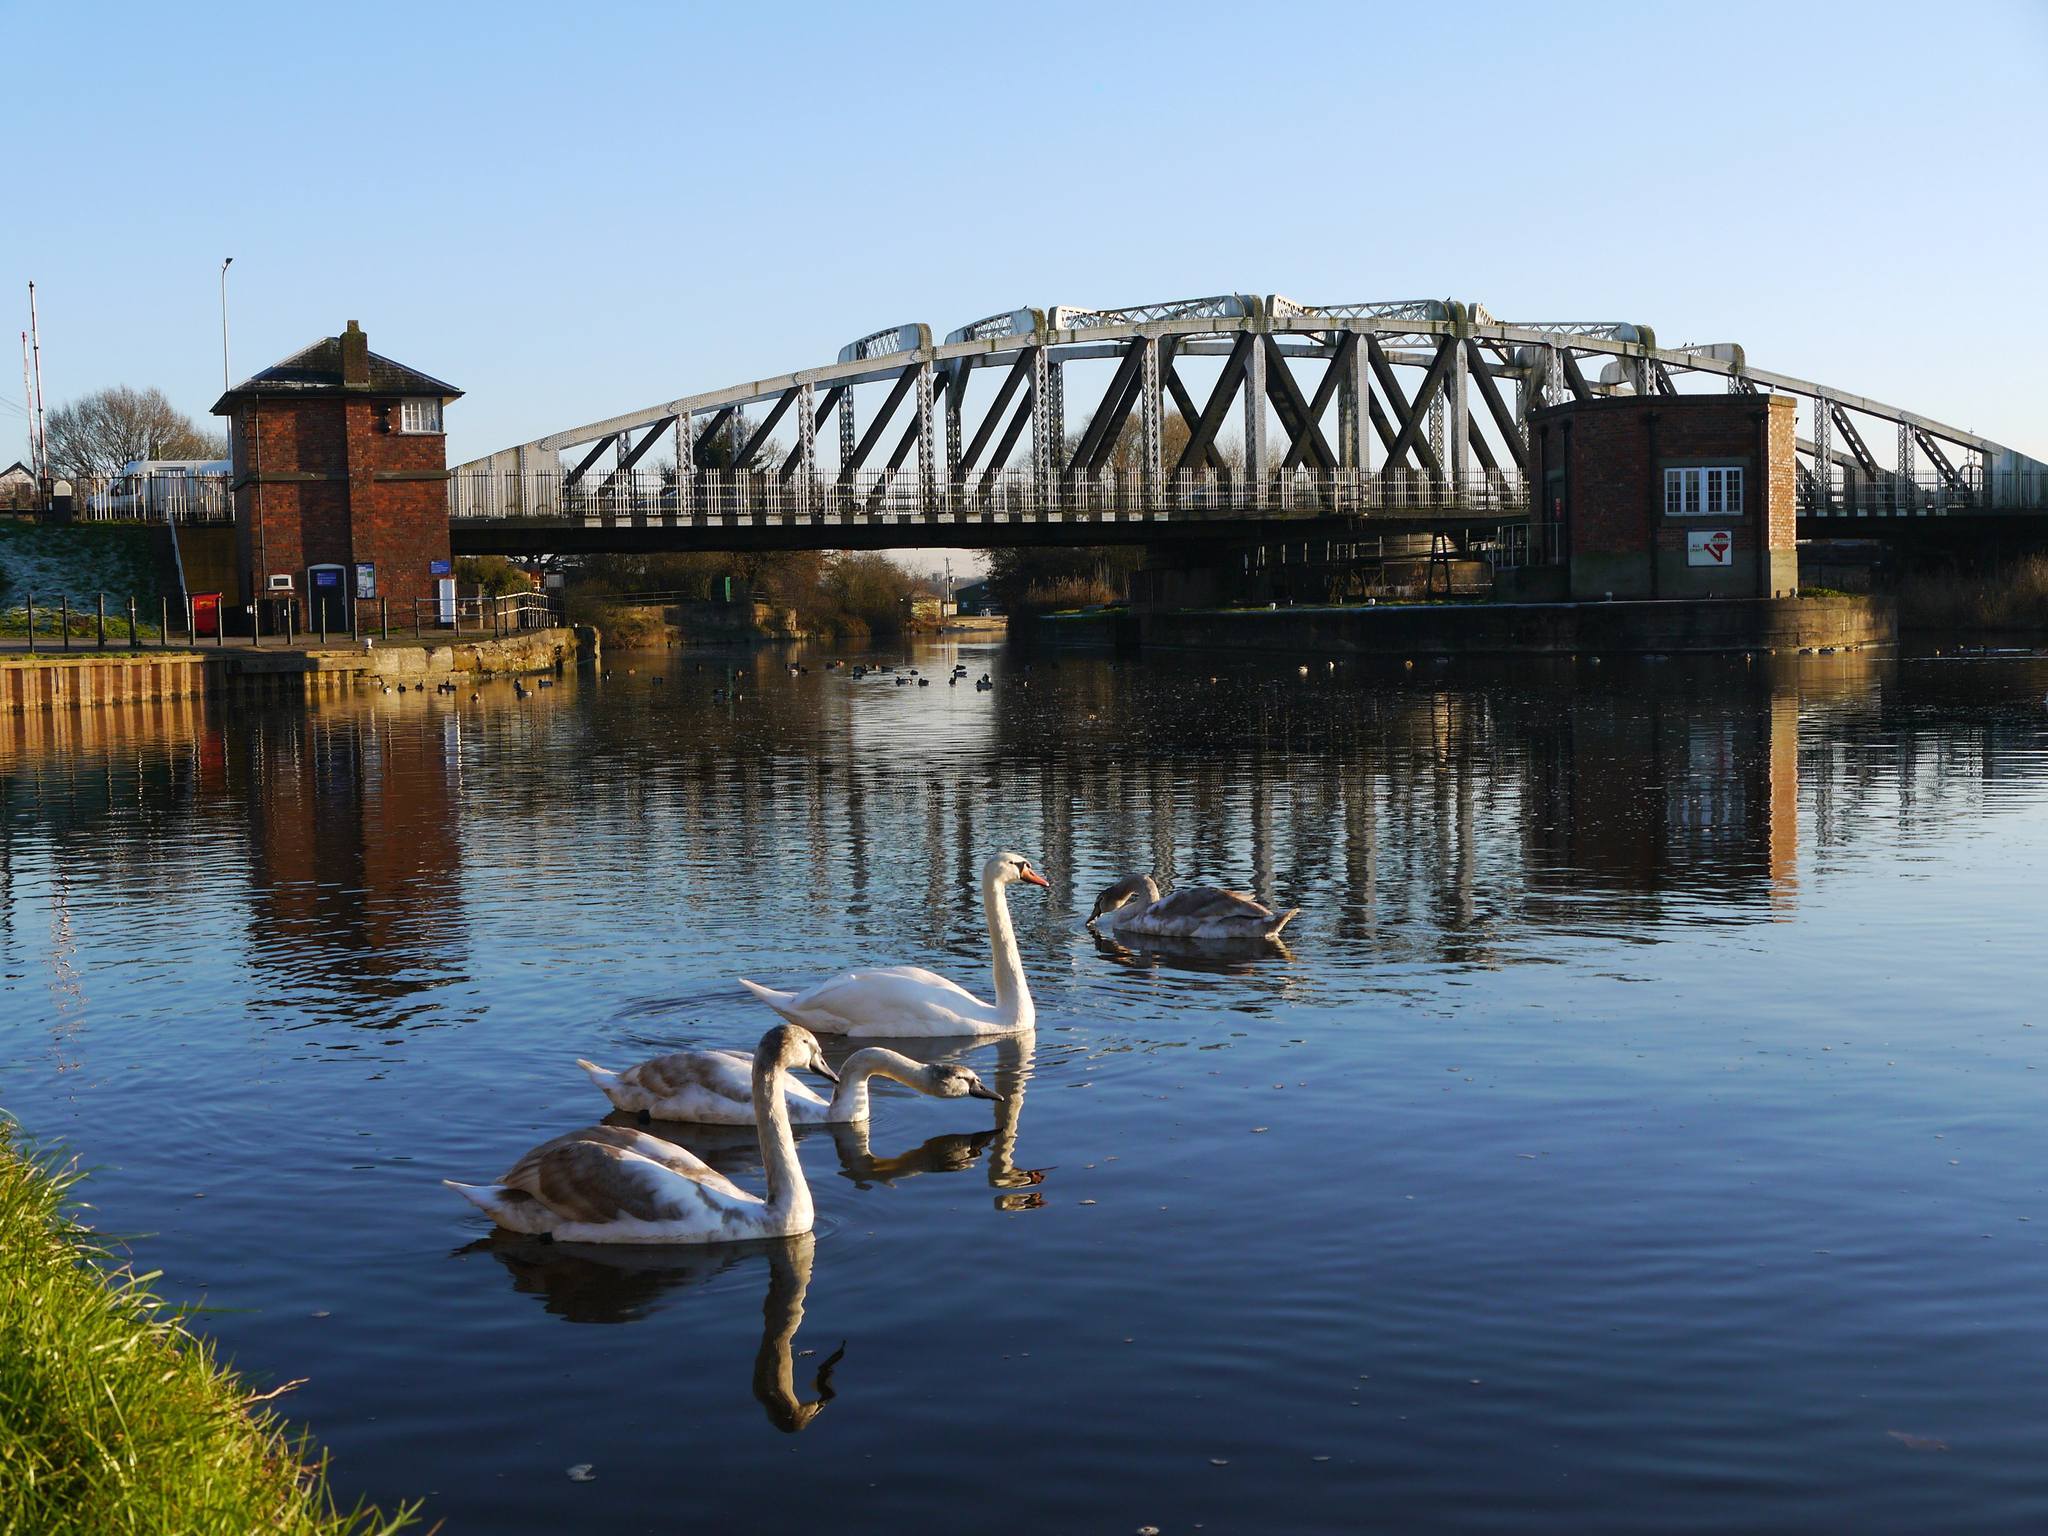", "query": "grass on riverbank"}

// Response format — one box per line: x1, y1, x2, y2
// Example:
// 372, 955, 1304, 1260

0, 1127, 415, 1535
0, 605, 164, 643
1898, 555, 2048, 631
0, 523, 165, 609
